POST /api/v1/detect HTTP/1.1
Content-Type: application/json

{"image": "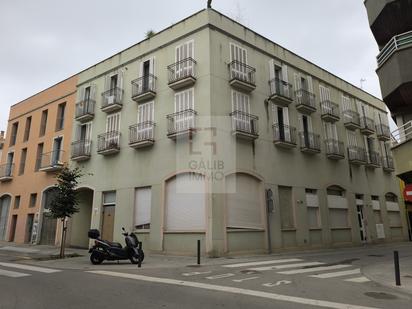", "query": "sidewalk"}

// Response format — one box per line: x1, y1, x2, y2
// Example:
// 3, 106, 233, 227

362, 250, 412, 294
